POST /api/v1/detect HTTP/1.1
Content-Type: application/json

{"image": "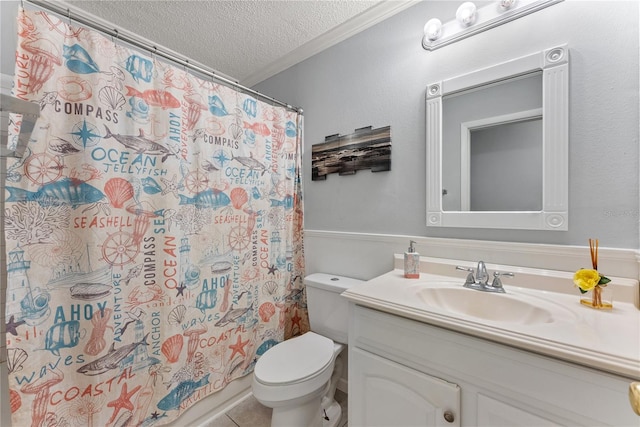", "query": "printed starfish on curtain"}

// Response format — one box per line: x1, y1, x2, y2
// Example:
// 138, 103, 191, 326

106, 382, 142, 424
291, 310, 303, 331
176, 283, 187, 296
160, 174, 184, 197
228, 334, 250, 360
5, 315, 25, 336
